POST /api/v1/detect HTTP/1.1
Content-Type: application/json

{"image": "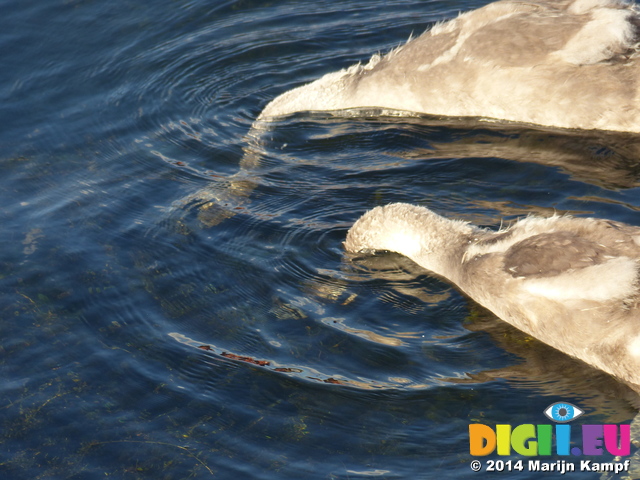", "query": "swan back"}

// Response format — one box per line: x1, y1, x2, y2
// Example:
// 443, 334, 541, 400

259, 0, 640, 132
